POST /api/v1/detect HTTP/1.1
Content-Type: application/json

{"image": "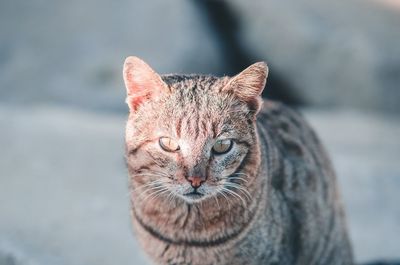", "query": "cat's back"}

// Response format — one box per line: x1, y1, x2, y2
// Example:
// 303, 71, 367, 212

256, 100, 354, 265
257, 99, 337, 213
